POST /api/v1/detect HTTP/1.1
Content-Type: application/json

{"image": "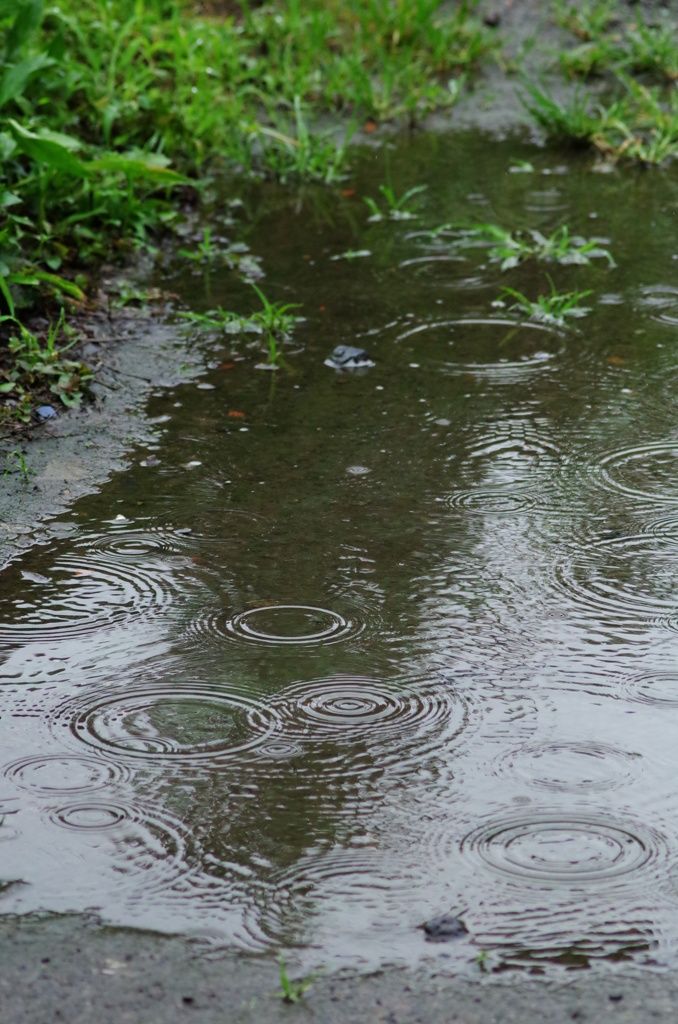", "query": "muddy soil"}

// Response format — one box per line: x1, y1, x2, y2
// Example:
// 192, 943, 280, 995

0, 300, 205, 569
